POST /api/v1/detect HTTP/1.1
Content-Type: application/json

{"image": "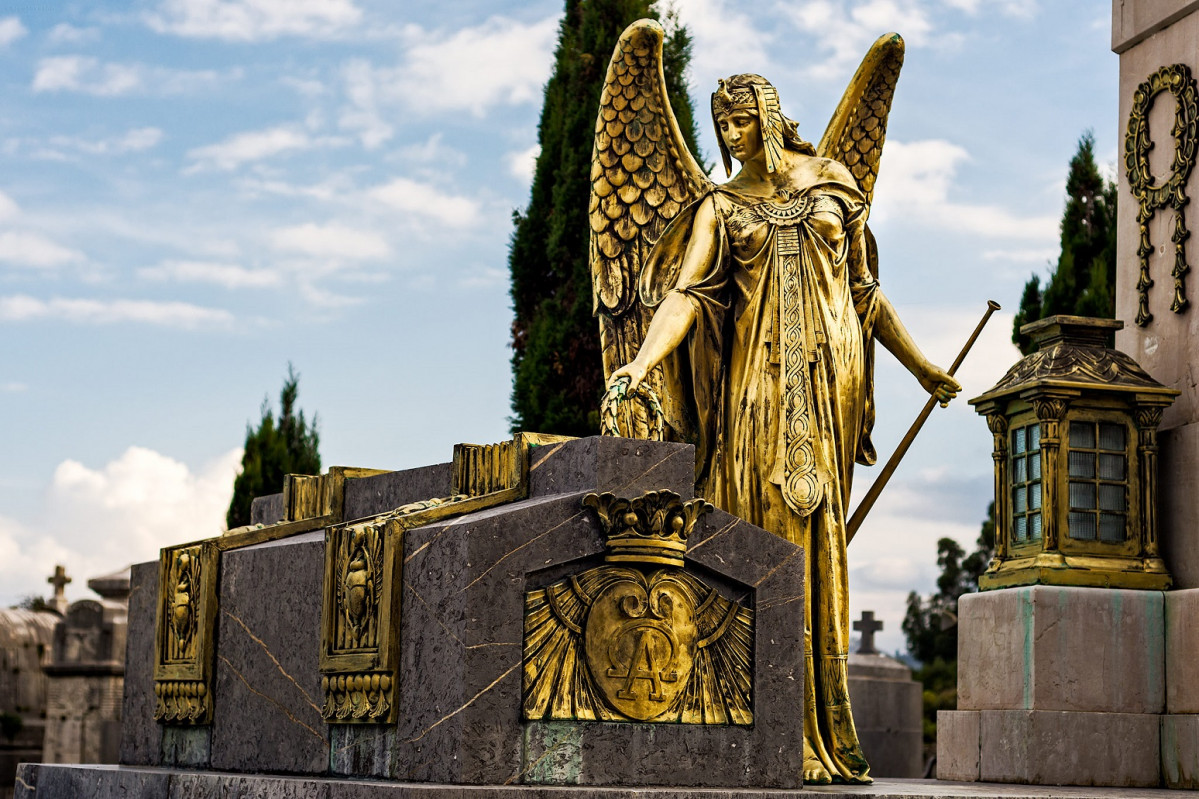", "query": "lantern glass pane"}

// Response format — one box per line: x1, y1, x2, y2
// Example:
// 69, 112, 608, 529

1070, 511, 1097, 540
1031, 482, 1042, 509
1015, 515, 1027, 542
1030, 424, 1040, 450
1014, 457, 1027, 483
1099, 453, 1125, 481
1099, 423, 1125, 451
1070, 422, 1095, 449
1069, 451, 1095, 478
1099, 513, 1125, 542
1030, 453, 1041, 479
1013, 428, 1026, 454
1030, 512, 1042, 540
1070, 481, 1096, 509
1014, 486, 1027, 513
